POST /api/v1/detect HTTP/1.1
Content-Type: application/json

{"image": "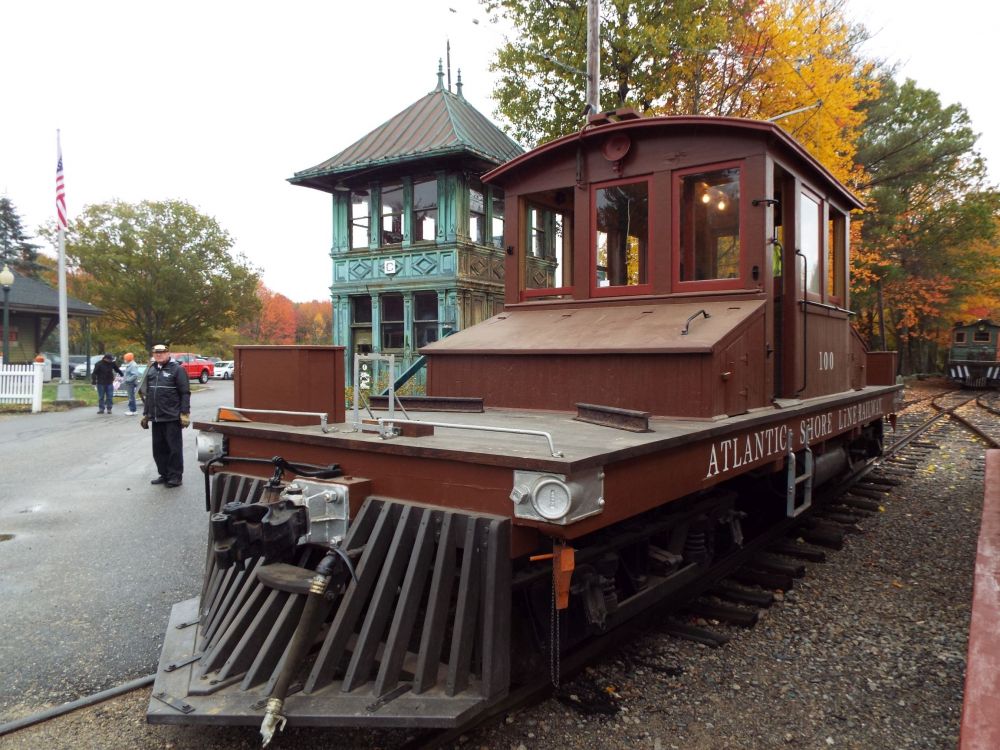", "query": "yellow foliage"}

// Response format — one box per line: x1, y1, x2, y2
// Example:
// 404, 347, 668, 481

652, 0, 878, 184
749, 0, 878, 183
